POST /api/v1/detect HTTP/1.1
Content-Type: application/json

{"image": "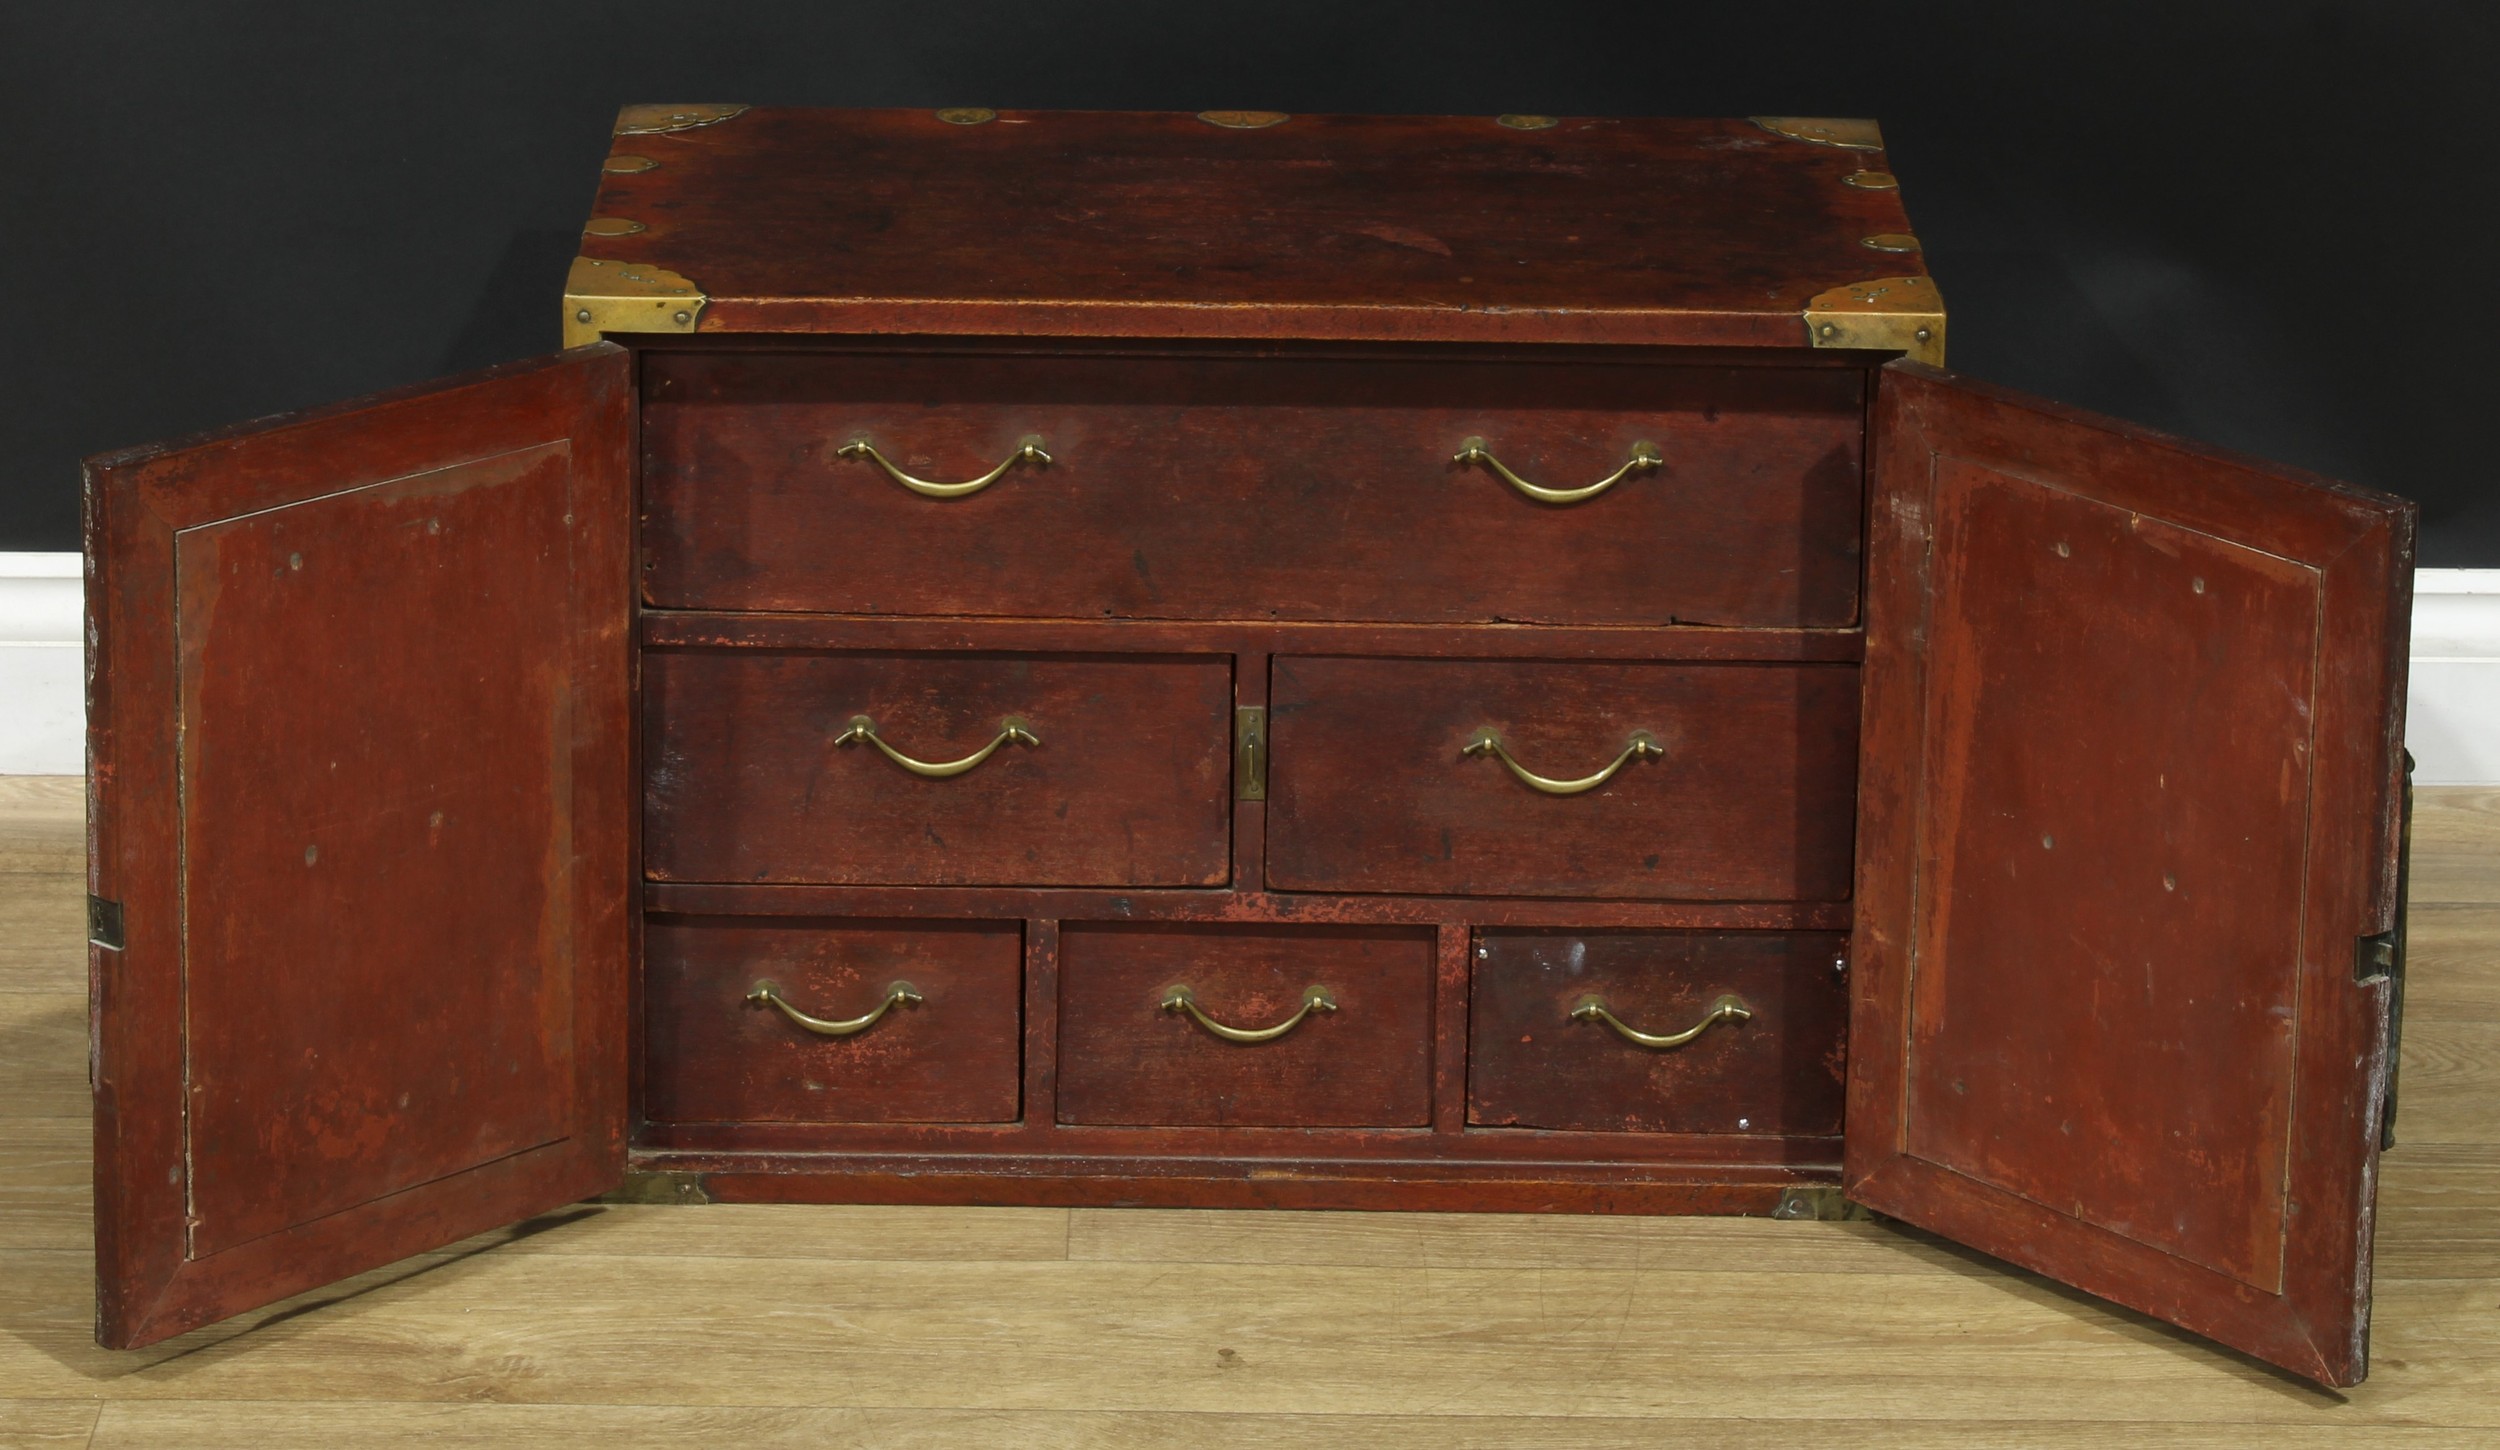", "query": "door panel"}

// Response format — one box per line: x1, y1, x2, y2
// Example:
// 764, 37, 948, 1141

85, 346, 634, 1347
1849, 362, 2412, 1387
